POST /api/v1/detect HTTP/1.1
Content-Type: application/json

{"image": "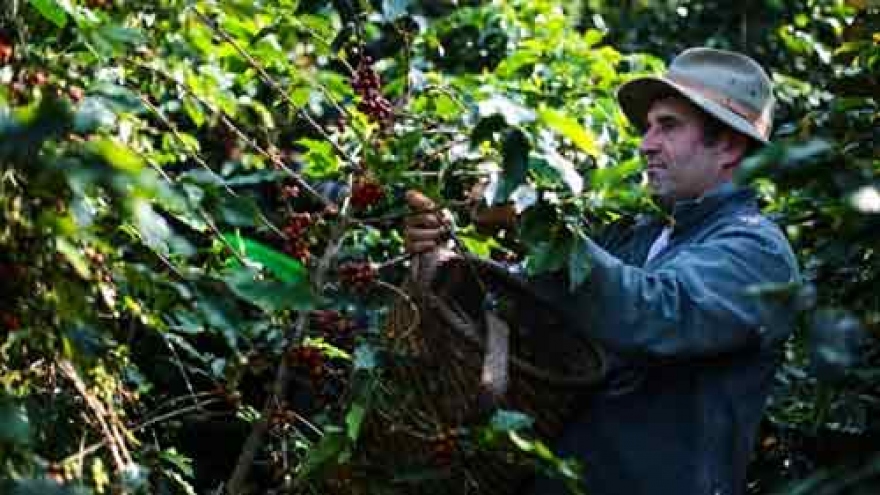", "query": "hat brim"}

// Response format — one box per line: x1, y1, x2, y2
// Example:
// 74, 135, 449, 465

617, 76, 770, 145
